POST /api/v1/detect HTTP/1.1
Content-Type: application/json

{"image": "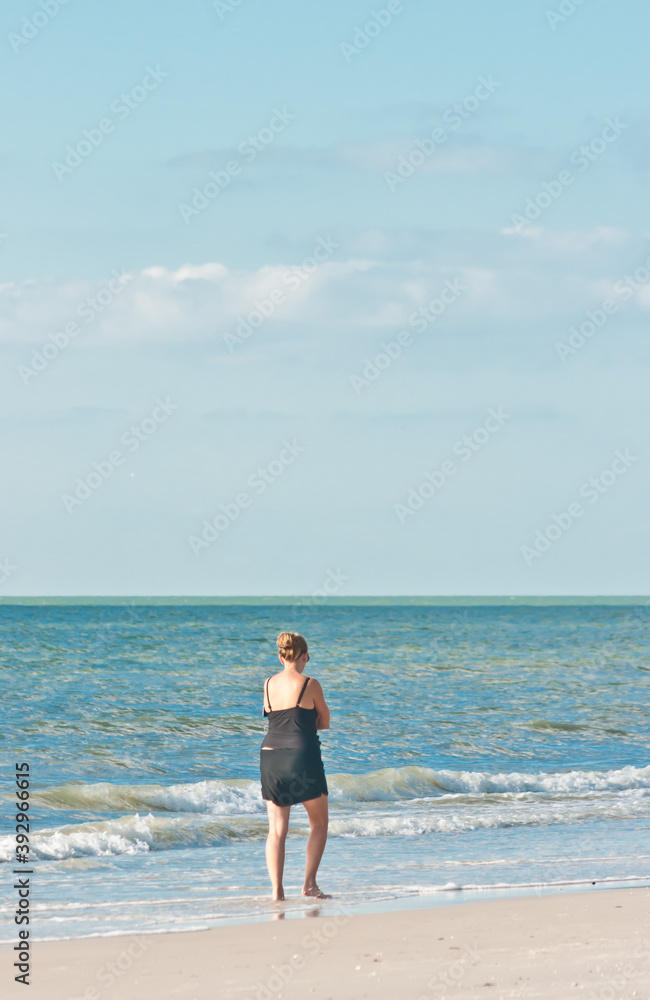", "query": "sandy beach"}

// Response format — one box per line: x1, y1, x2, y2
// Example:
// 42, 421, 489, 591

10, 886, 649, 999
